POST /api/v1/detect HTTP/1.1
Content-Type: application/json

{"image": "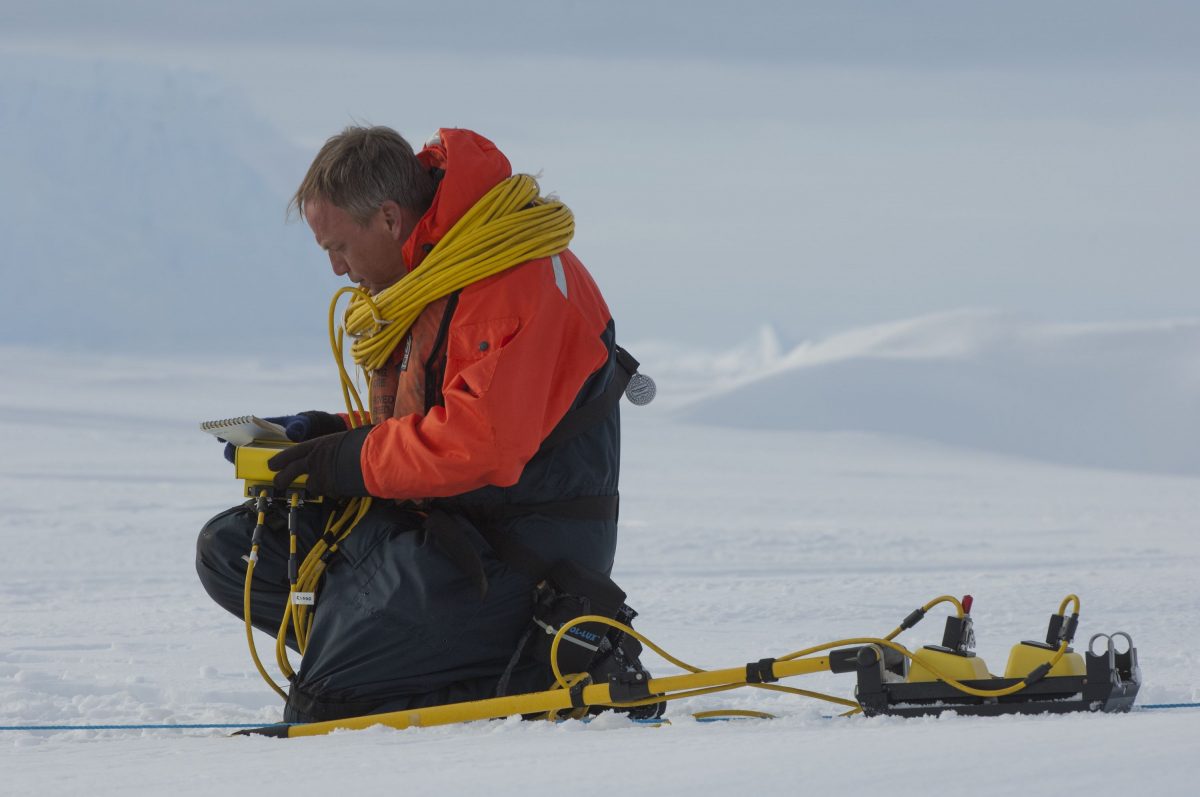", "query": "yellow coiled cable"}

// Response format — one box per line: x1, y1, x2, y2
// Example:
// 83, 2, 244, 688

343, 174, 573, 371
